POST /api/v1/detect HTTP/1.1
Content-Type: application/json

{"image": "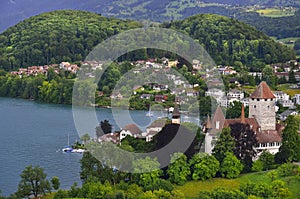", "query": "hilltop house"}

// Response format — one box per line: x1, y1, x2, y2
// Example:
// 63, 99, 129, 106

204, 81, 284, 156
